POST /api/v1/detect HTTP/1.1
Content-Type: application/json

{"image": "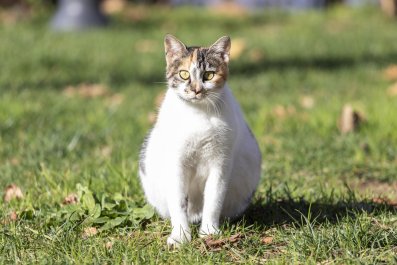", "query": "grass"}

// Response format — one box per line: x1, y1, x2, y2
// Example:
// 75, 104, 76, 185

1, 4, 397, 264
